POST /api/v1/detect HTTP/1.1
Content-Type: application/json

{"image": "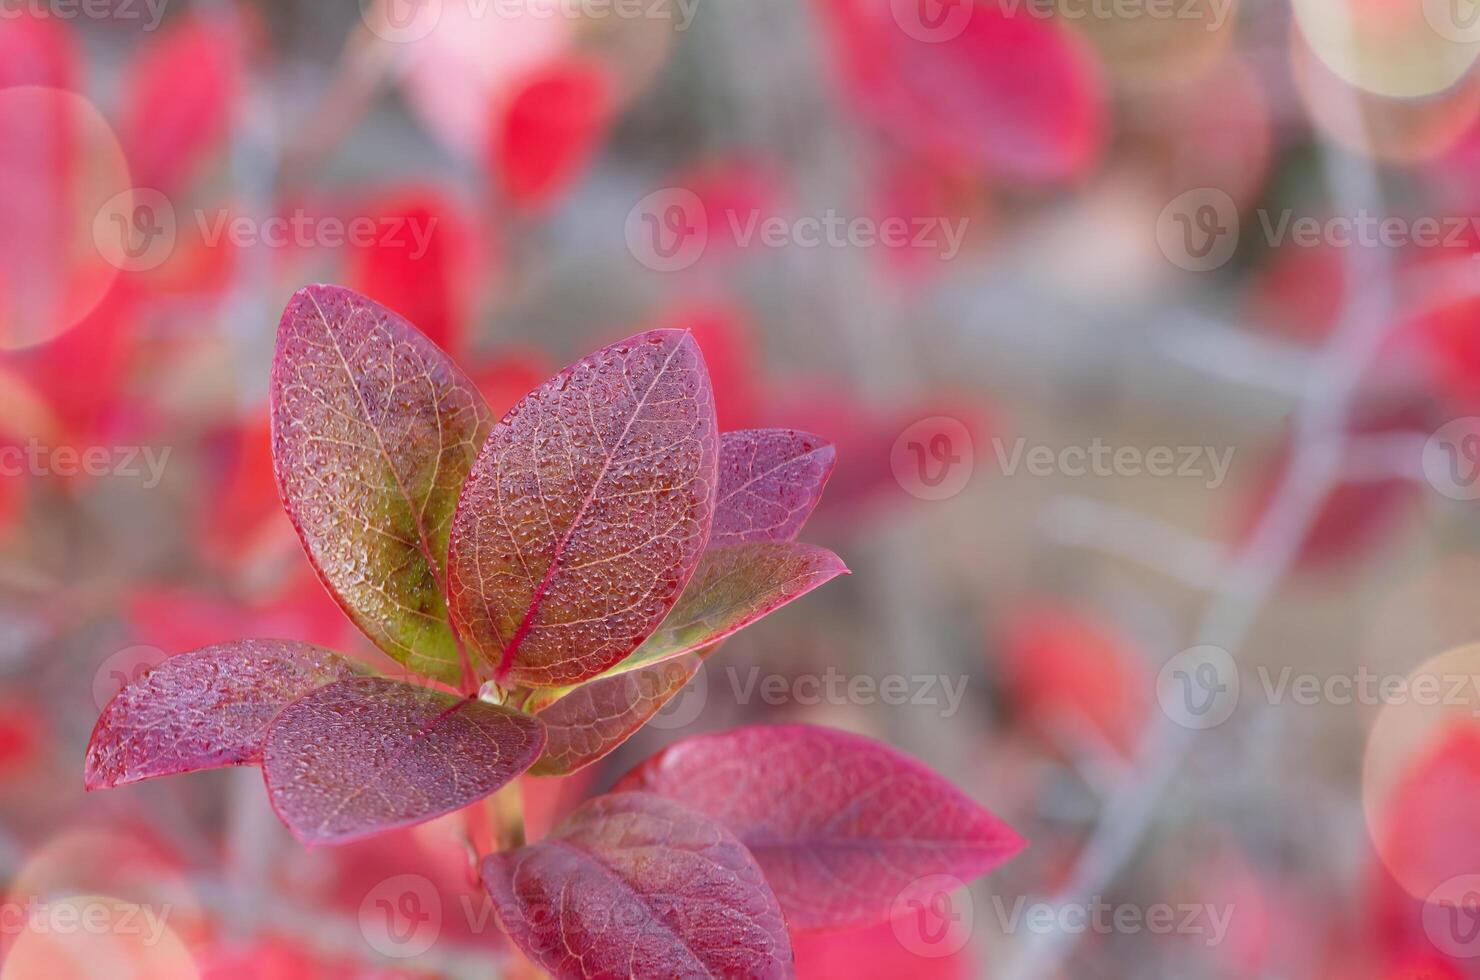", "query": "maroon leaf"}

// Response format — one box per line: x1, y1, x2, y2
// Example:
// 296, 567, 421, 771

528, 654, 702, 776
712, 429, 835, 546
615, 724, 1026, 930
482, 792, 793, 978
447, 329, 719, 689
84, 640, 364, 791
261, 677, 545, 846
602, 542, 848, 677
272, 284, 492, 686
